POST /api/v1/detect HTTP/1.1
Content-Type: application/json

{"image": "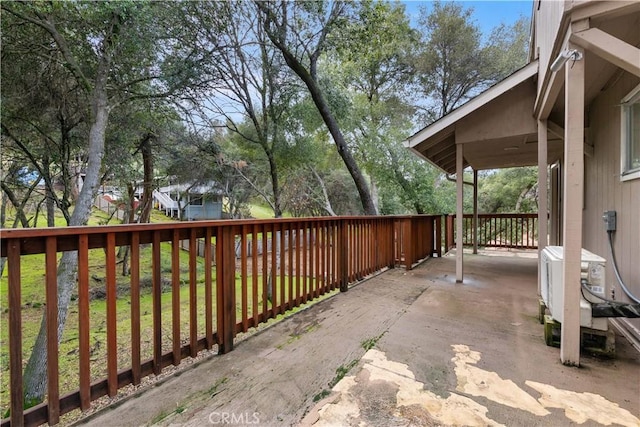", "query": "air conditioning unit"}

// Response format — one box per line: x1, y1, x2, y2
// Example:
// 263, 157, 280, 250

540, 246, 608, 331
